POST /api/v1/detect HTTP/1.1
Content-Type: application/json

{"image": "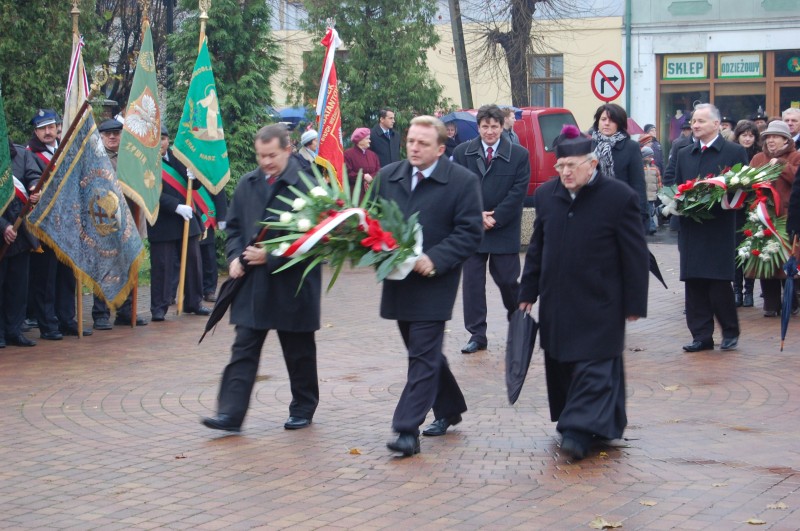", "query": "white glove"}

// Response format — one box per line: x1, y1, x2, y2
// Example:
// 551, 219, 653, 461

217, 221, 227, 231
187, 169, 196, 180
175, 204, 194, 221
